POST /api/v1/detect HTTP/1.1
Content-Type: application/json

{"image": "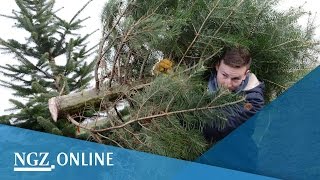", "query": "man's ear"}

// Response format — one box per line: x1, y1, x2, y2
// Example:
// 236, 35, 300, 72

242, 69, 250, 81
215, 62, 220, 72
